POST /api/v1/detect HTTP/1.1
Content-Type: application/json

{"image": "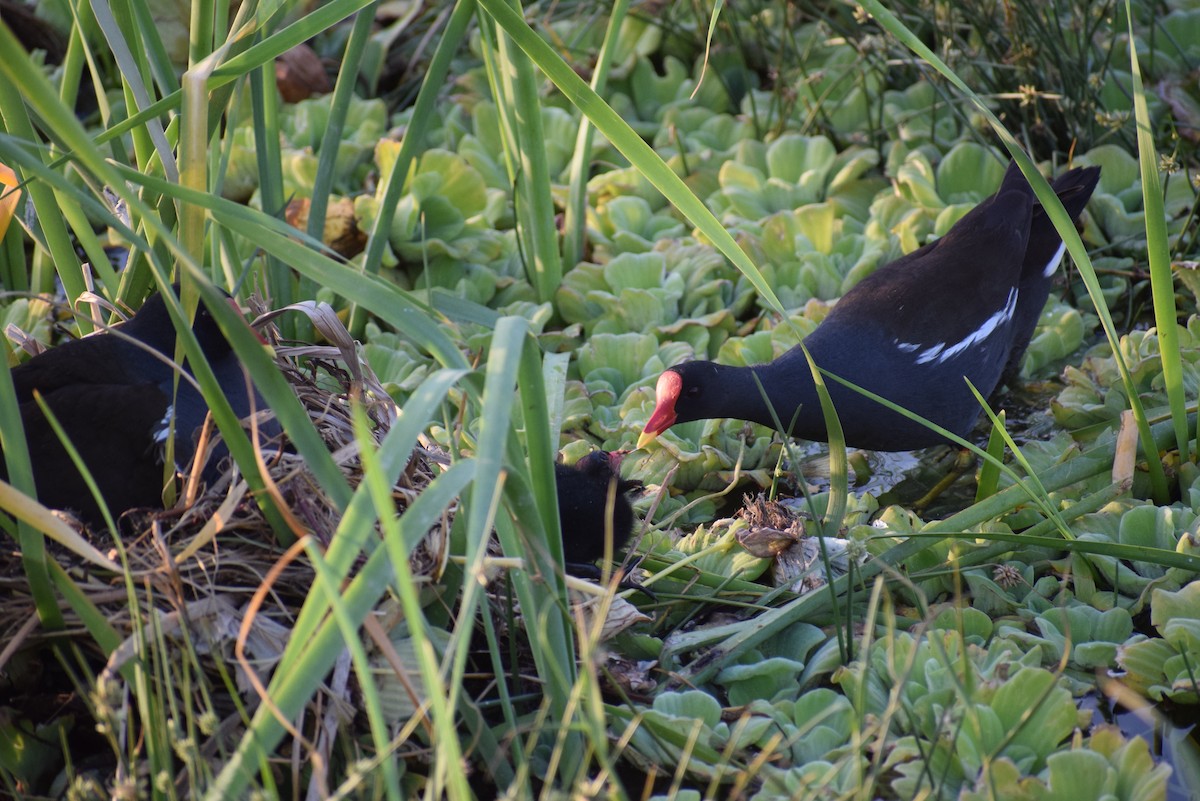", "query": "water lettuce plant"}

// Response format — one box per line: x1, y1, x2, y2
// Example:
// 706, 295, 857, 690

1, 0, 1200, 798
